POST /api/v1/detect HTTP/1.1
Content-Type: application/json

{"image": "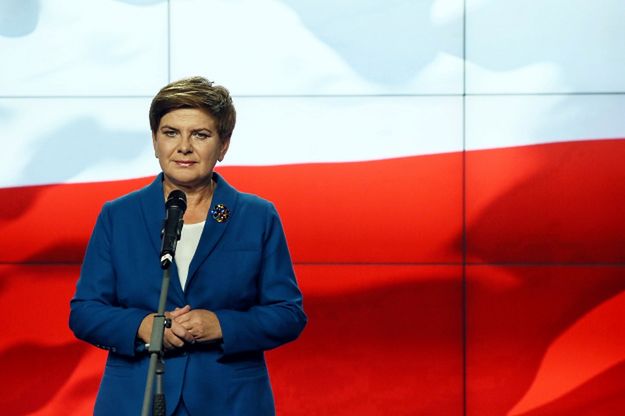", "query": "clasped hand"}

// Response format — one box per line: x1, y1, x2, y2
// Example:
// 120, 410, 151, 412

138, 305, 222, 350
